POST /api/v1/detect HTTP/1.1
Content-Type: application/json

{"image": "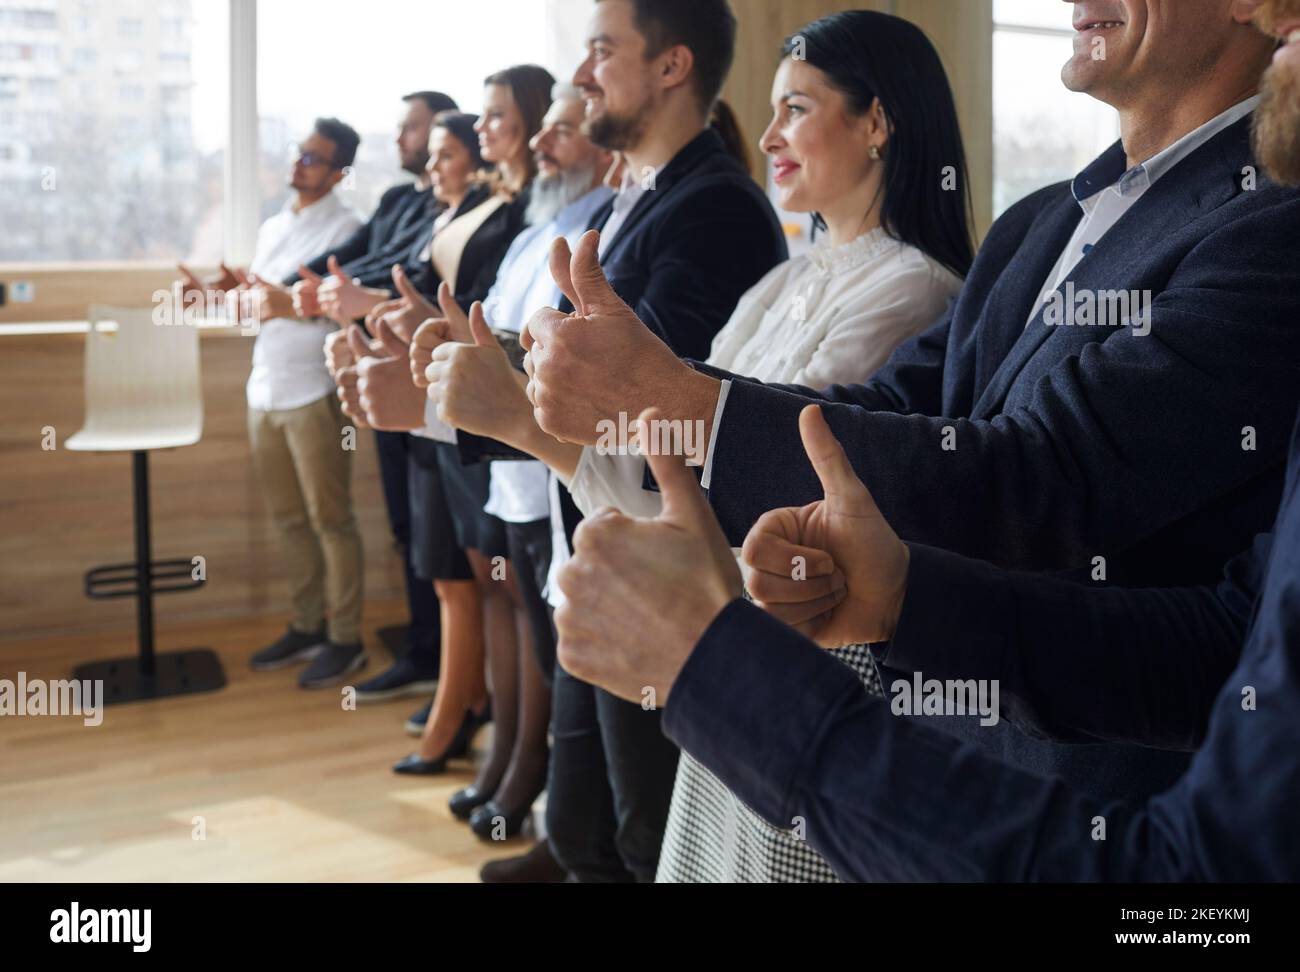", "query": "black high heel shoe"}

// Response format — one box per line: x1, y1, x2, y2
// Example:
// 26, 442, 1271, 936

392, 706, 487, 776
449, 784, 494, 820
468, 799, 531, 840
